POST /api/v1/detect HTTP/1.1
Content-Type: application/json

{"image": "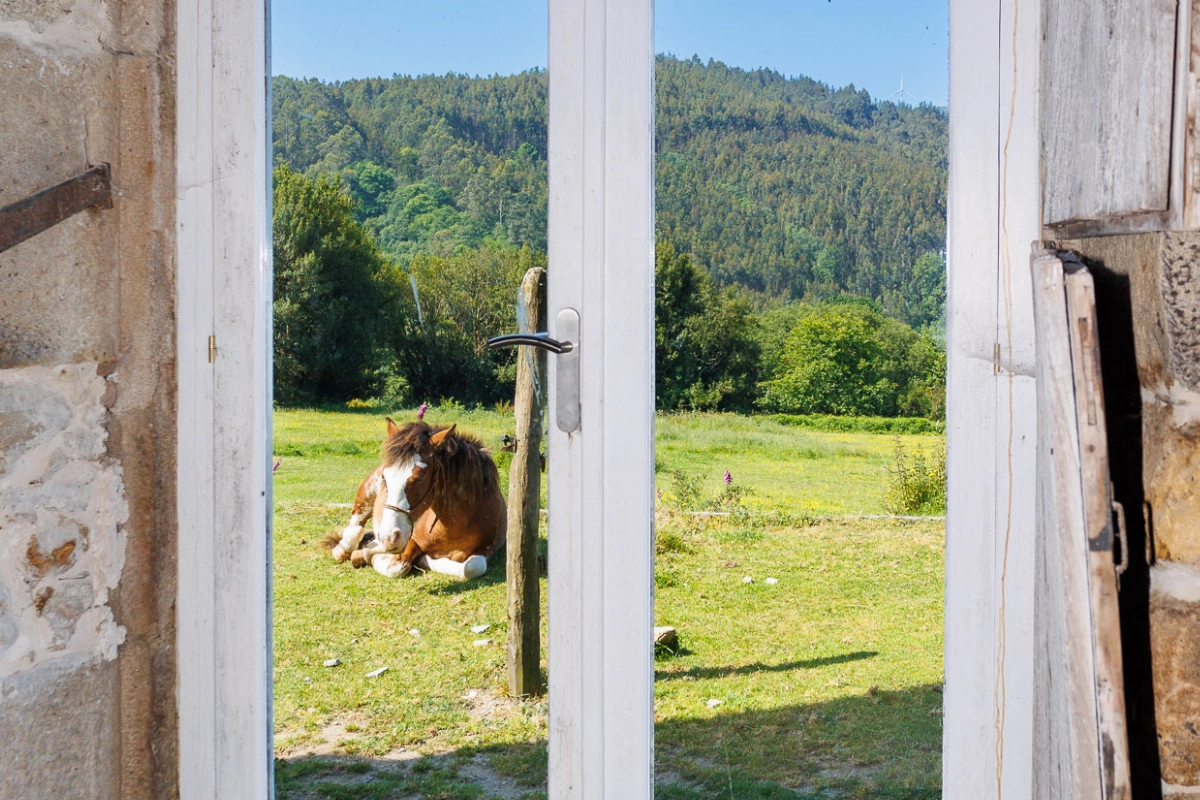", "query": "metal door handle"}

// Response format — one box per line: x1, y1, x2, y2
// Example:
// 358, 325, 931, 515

487, 308, 581, 433
487, 331, 574, 354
